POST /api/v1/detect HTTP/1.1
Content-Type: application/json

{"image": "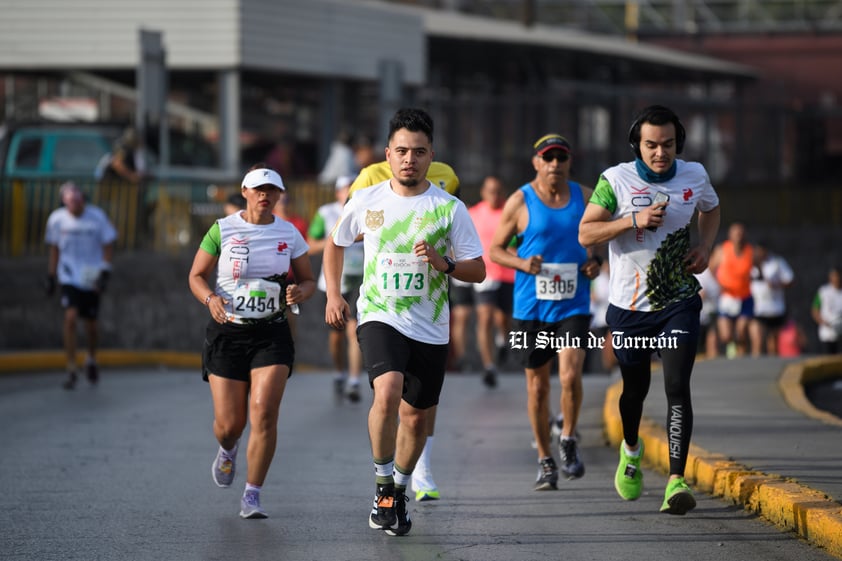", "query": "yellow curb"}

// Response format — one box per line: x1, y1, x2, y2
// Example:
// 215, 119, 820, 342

604, 358, 842, 559
0, 350, 321, 374
0, 350, 201, 372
